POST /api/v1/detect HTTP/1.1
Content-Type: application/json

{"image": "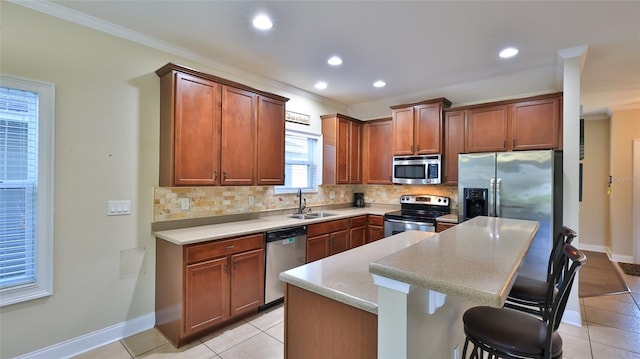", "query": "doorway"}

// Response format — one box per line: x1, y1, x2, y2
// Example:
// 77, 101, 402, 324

634, 139, 640, 263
